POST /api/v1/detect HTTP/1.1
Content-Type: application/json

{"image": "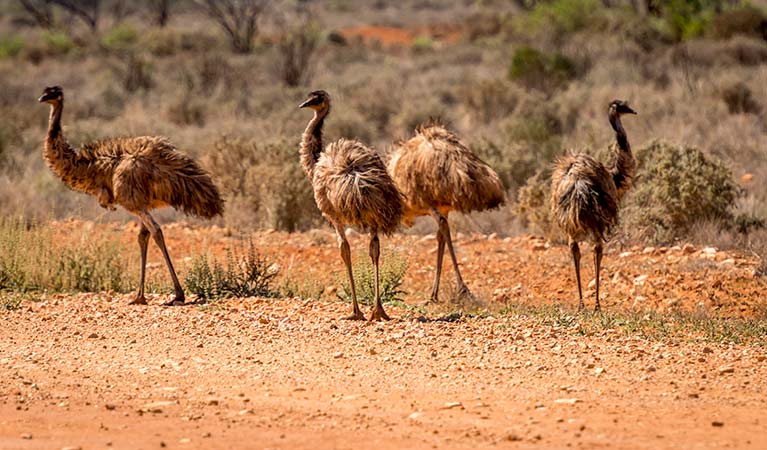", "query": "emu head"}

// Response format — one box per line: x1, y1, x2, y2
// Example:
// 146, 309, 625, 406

299, 90, 330, 111
609, 100, 637, 116
39, 86, 63, 104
